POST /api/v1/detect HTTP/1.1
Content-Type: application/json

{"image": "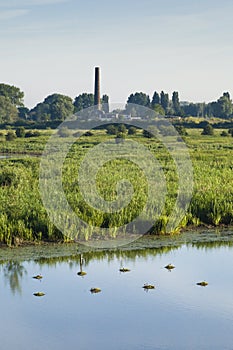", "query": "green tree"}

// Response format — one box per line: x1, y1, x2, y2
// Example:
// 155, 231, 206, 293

127, 92, 151, 107
217, 92, 233, 118
151, 91, 160, 108
160, 91, 169, 113
74, 93, 94, 112
0, 96, 18, 123
210, 92, 233, 118
126, 92, 151, 118
0, 83, 24, 107
101, 94, 109, 113
183, 103, 198, 117
18, 107, 30, 120
172, 91, 181, 115
30, 94, 74, 122
153, 104, 165, 116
